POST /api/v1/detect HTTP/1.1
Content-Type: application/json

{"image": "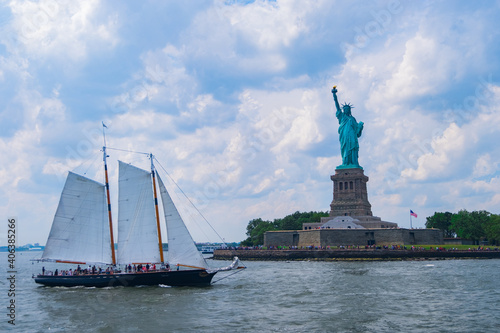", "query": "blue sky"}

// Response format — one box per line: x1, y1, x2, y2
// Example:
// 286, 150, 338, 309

1, 0, 500, 245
